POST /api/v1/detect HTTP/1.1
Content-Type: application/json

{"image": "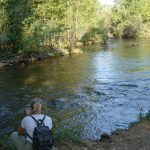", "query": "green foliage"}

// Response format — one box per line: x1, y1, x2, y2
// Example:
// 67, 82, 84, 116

122, 17, 142, 38
54, 125, 83, 145
111, 0, 150, 38
80, 6, 109, 45
81, 27, 108, 44
0, 0, 102, 57
1, 0, 150, 58
118, 15, 142, 38
0, 135, 11, 150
